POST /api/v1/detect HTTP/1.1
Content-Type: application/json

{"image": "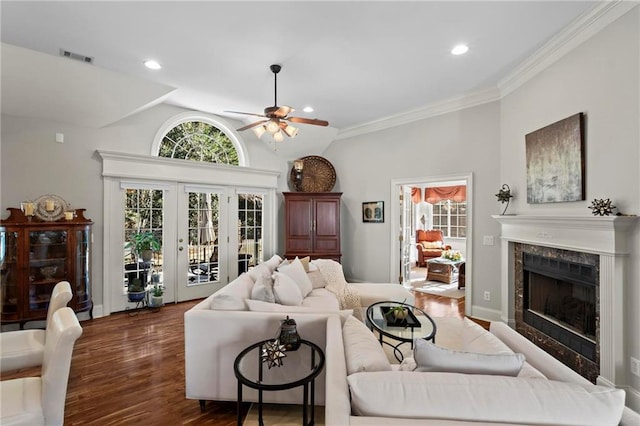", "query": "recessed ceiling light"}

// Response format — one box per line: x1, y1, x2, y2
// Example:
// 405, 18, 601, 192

303, 106, 314, 113
144, 60, 162, 70
451, 44, 469, 56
